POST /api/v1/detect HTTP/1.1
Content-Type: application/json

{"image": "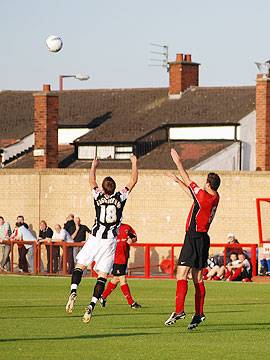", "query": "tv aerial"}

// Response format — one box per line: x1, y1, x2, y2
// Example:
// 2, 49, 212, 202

149, 43, 169, 71
255, 60, 270, 77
